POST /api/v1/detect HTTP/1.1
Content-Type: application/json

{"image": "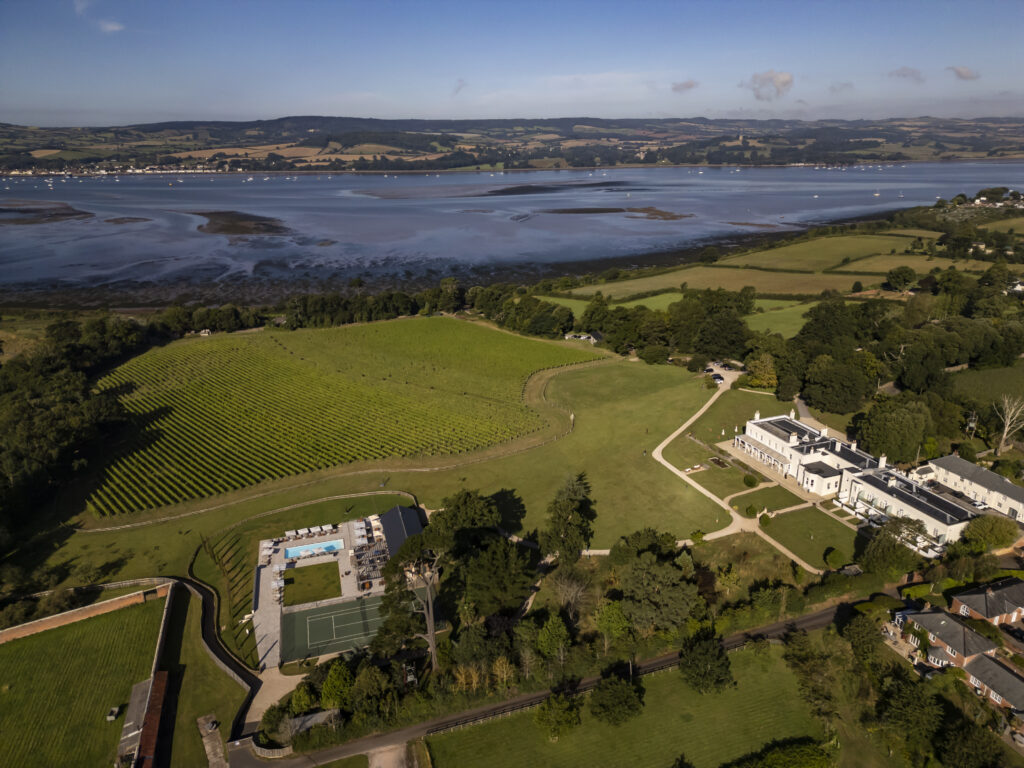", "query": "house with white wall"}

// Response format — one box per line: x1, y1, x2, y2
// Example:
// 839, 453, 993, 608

929, 454, 1024, 521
